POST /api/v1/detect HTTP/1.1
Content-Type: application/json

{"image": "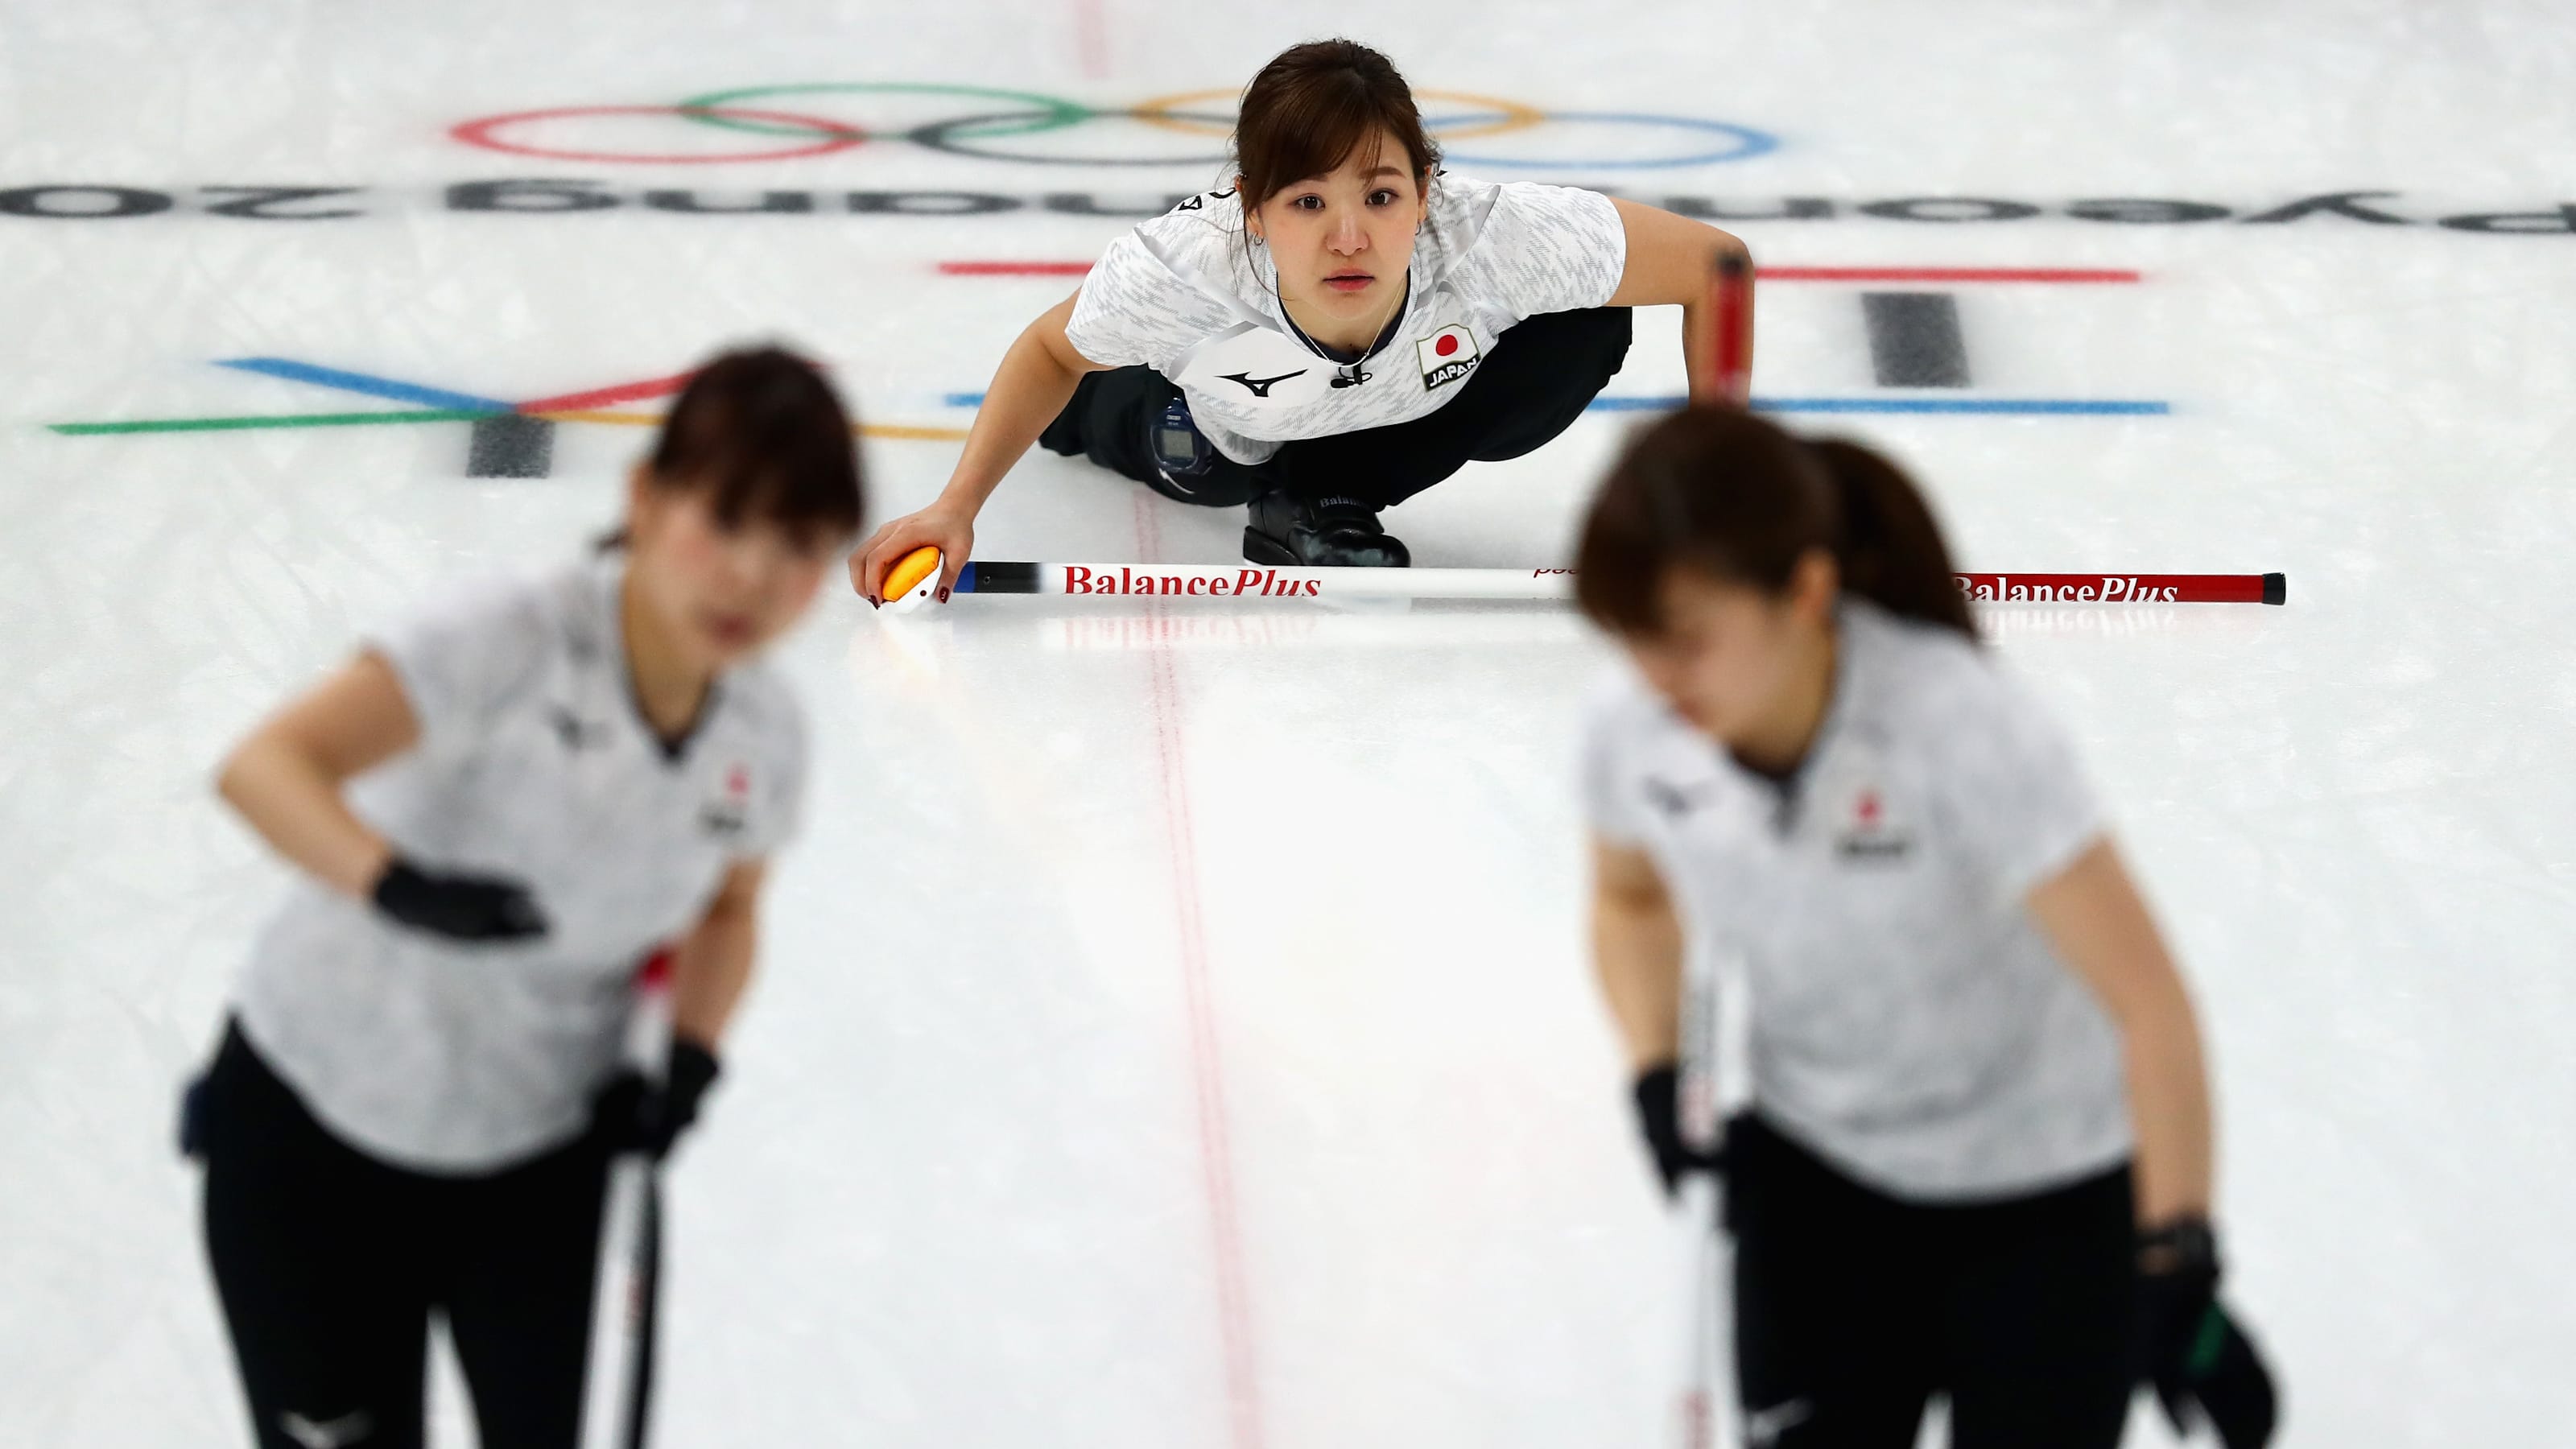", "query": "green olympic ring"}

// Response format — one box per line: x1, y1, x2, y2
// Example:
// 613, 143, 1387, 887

675, 81, 1092, 143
